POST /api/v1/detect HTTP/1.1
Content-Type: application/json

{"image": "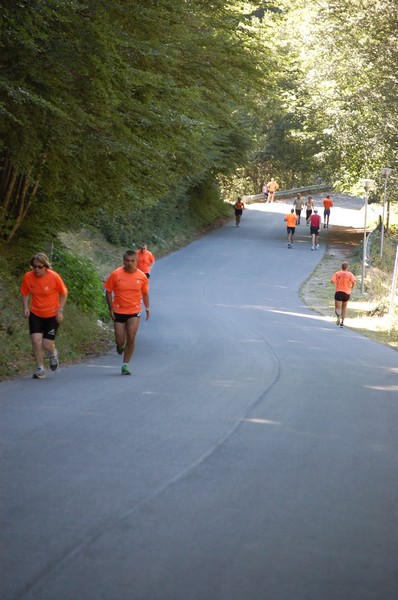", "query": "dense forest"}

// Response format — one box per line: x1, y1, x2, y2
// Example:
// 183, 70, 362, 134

1, 0, 397, 375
